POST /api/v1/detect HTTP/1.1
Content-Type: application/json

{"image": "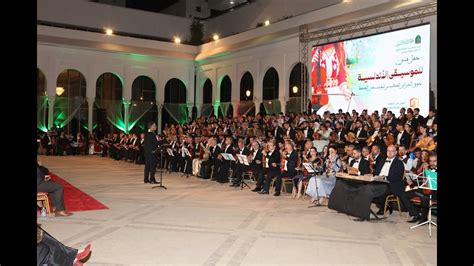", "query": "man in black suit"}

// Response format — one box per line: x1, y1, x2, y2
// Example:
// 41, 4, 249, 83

373, 145, 419, 221
348, 147, 371, 175
144, 122, 159, 184
371, 144, 386, 173
300, 121, 314, 140
283, 122, 296, 140
353, 120, 368, 147
276, 142, 298, 196
250, 141, 265, 192
37, 164, 72, 217
272, 121, 284, 143
41, 131, 54, 156
259, 140, 281, 195
395, 122, 411, 149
